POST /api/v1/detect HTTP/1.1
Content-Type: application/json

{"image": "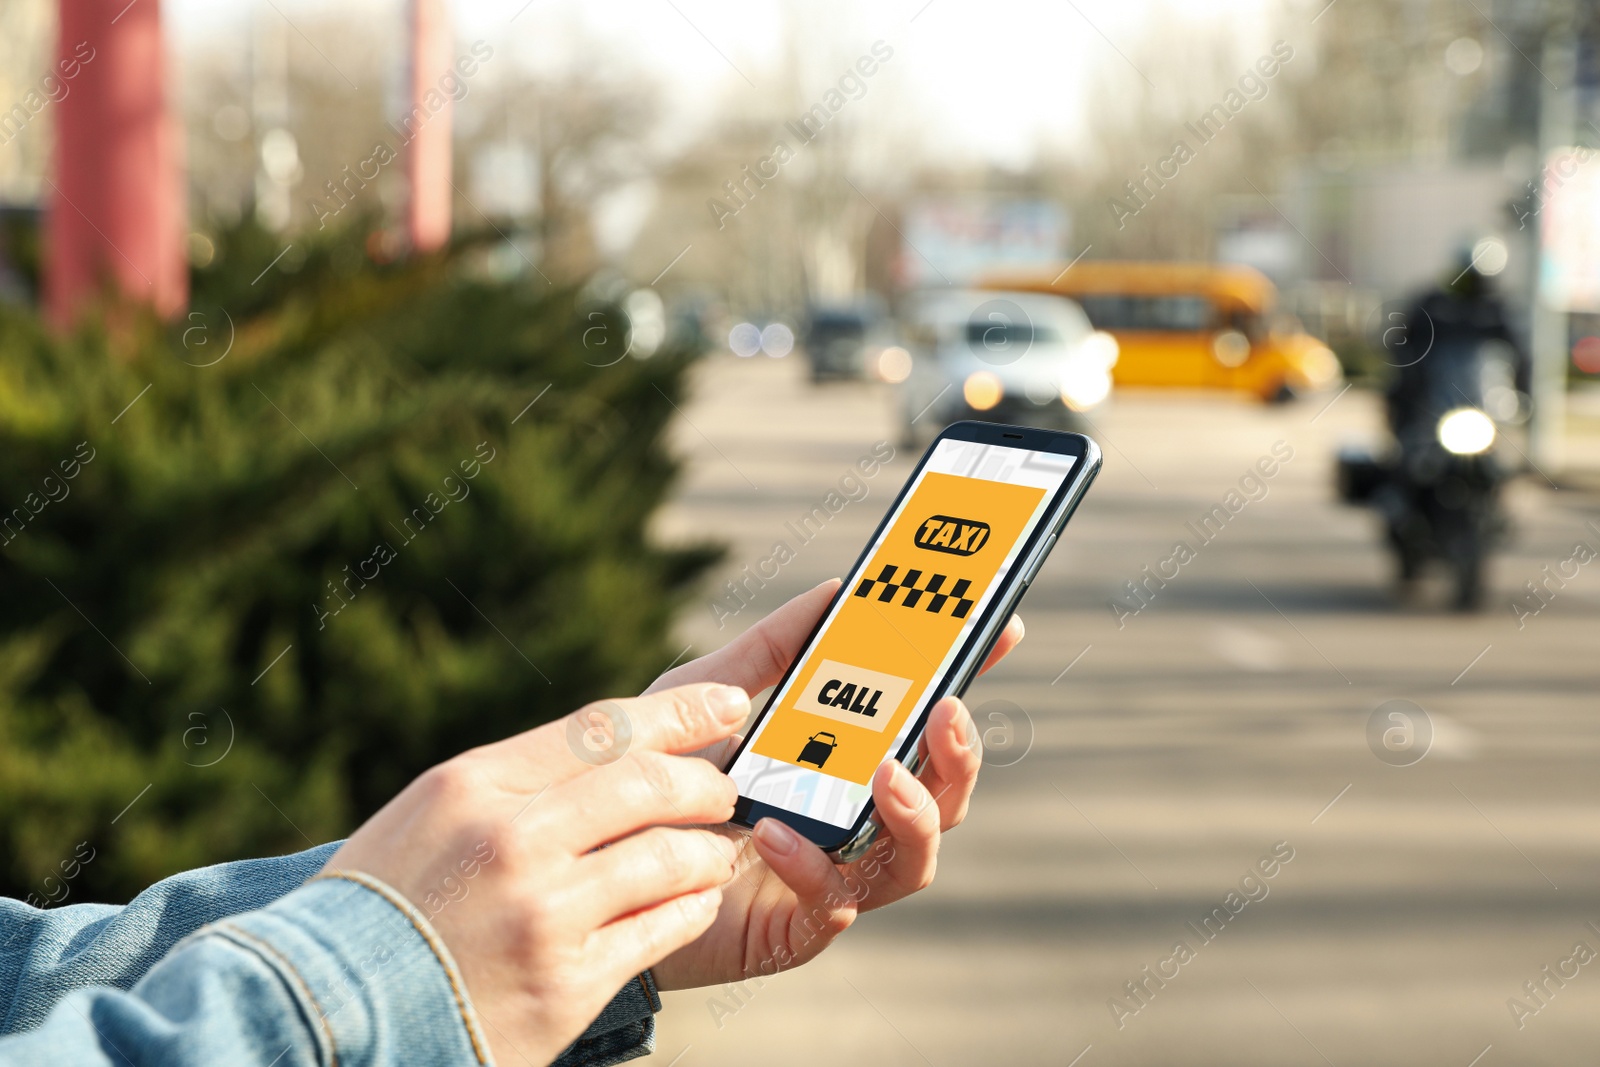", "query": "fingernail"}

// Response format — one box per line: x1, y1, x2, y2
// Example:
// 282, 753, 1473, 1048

889, 761, 921, 808
755, 818, 798, 856
708, 685, 750, 724
1012, 616, 1026, 640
